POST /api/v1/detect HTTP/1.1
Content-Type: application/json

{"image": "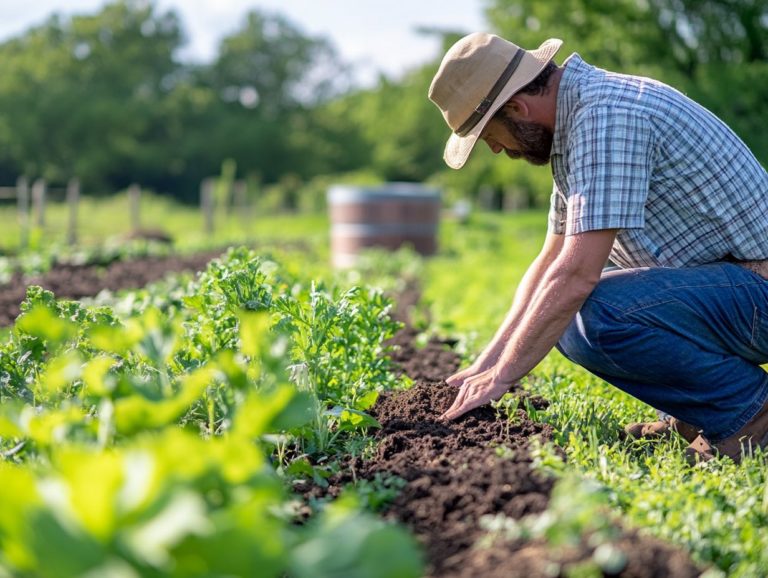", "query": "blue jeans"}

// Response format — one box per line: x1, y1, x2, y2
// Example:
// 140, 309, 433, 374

557, 263, 768, 443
